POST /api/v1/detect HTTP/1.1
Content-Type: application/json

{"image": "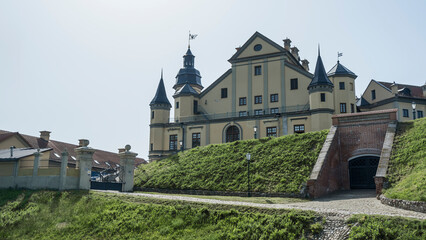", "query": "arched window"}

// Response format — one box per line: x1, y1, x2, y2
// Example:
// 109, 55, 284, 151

226, 126, 240, 143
